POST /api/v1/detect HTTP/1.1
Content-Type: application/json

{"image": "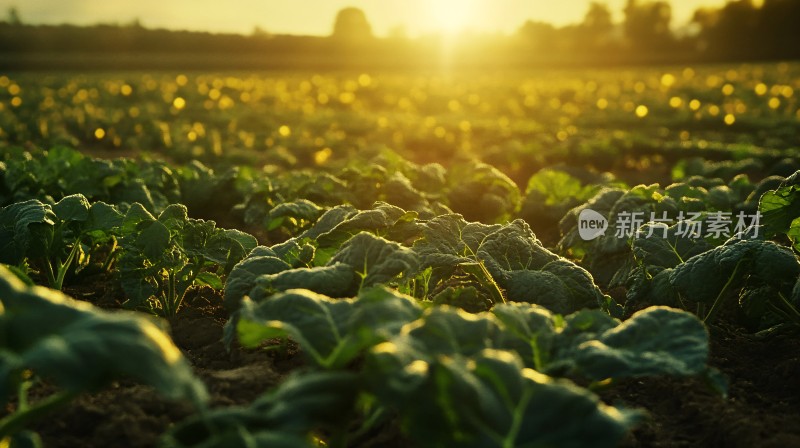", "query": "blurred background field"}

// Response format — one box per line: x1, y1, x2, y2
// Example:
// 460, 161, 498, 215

2, 64, 798, 180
